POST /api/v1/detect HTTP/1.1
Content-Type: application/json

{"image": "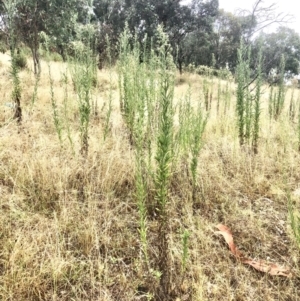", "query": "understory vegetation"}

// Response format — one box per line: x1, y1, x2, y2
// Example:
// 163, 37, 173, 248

0, 27, 300, 300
